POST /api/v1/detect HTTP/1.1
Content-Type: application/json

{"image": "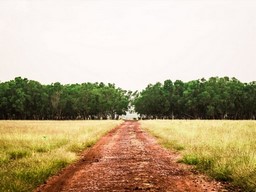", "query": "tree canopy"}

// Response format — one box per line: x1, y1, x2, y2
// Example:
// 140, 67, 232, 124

0, 77, 131, 120
133, 77, 256, 119
0, 76, 255, 120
